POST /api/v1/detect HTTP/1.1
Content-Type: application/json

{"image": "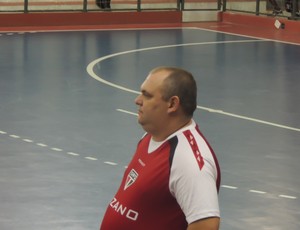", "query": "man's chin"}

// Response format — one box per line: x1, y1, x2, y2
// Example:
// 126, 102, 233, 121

137, 119, 144, 125
137, 118, 147, 129
137, 117, 143, 124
